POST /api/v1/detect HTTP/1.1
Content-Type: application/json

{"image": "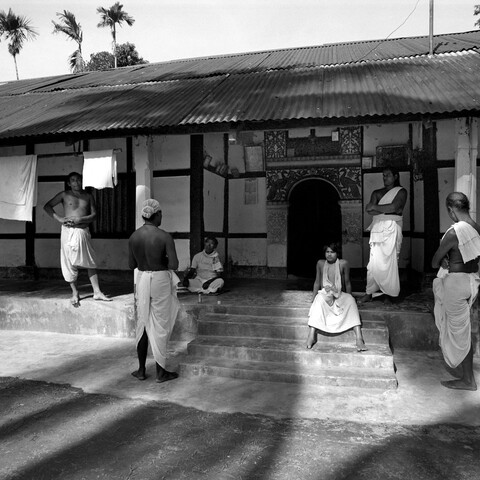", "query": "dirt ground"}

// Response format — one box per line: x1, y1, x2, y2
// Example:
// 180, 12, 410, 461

1, 376, 480, 480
